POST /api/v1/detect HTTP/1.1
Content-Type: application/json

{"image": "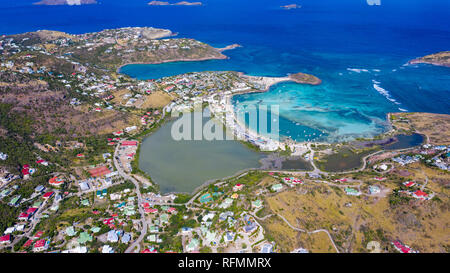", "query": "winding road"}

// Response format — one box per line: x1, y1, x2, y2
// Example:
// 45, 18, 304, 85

114, 142, 148, 253
276, 214, 340, 253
